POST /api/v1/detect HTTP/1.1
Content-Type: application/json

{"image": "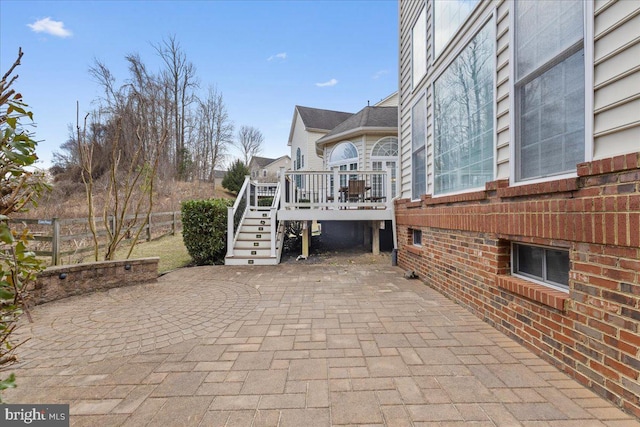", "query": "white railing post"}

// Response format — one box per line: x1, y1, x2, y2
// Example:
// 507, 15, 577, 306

227, 176, 251, 260
245, 175, 250, 209
385, 167, 393, 209
333, 167, 340, 209
279, 167, 286, 208
227, 206, 234, 258
270, 181, 284, 258
270, 207, 277, 257
253, 183, 258, 207
289, 173, 295, 208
